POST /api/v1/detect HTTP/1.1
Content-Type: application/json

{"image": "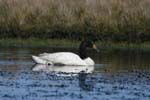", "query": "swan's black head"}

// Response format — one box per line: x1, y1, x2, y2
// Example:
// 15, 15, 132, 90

85, 40, 97, 48
80, 39, 98, 50
79, 39, 99, 59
